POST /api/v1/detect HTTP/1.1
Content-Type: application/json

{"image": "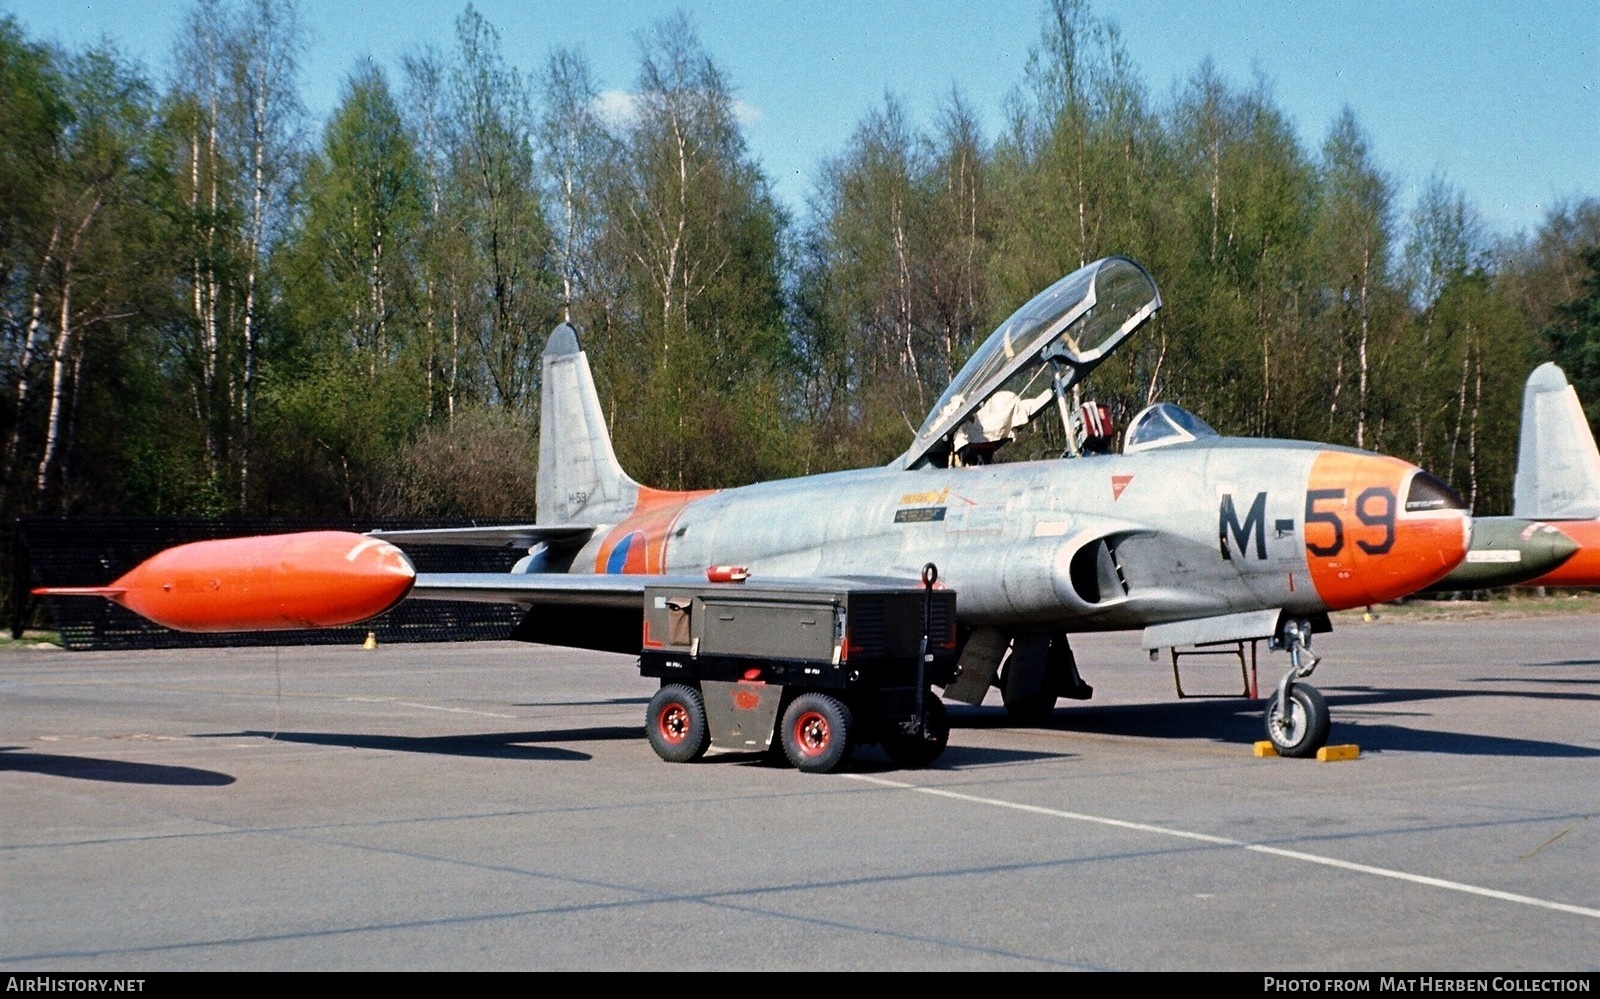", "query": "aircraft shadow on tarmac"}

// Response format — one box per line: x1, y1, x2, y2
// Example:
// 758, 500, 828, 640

945, 683, 1600, 760
221, 725, 642, 761
0, 746, 235, 785
60, 673, 1586, 773
196, 724, 1072, 770
1323, 685, 1600, 756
